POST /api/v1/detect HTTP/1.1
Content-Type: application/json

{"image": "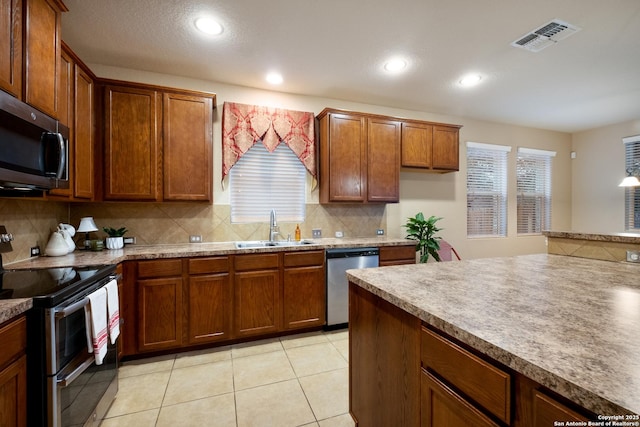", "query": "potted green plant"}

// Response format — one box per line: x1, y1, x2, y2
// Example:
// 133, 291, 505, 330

403, 213, 442, 263
103, 227, 127, 250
